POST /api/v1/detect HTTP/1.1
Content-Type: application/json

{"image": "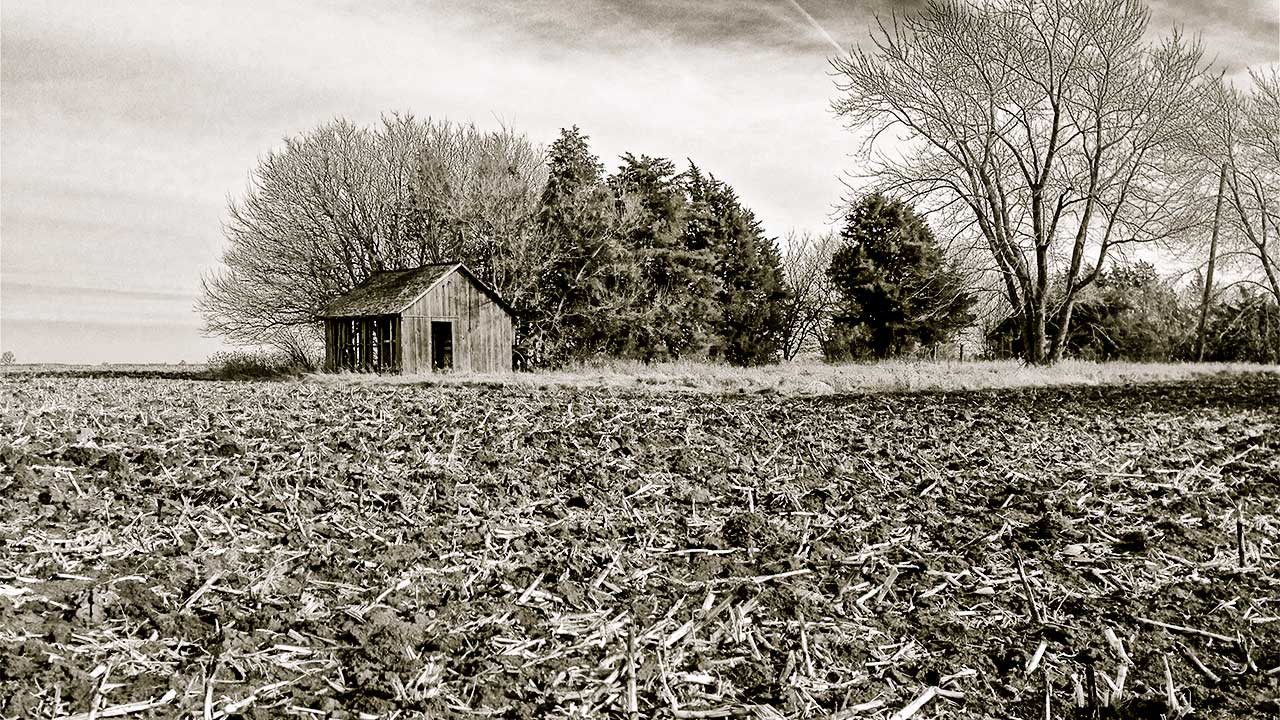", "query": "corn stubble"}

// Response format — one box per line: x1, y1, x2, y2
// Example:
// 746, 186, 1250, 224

1, 375, 1278, 719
